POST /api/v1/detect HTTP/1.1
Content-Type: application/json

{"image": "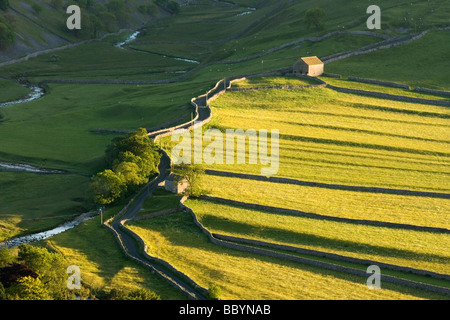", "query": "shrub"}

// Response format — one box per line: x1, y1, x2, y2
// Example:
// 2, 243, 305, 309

0, 0, 9, 11
0, 19, 14, 50
208, 284, 221, 300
